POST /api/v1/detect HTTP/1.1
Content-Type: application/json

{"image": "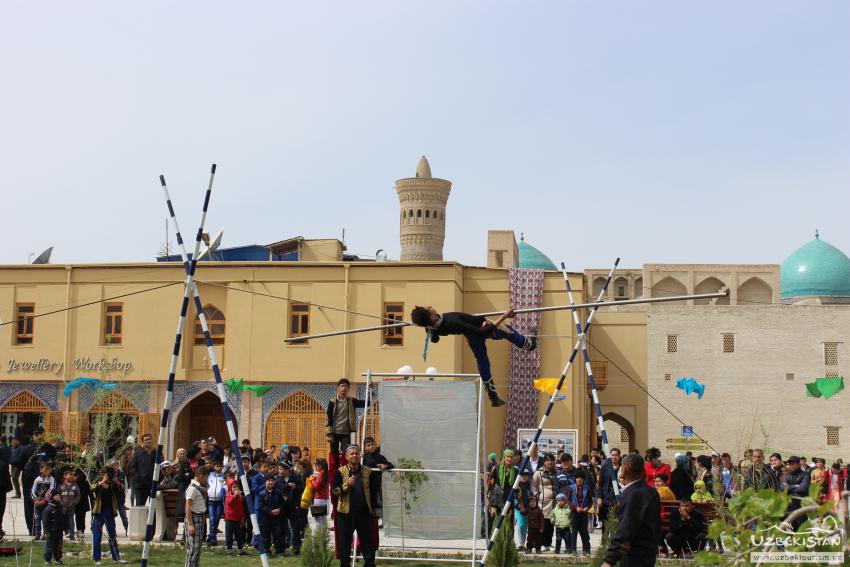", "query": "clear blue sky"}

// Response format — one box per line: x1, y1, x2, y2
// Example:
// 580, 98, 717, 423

2, 1, 848, 269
